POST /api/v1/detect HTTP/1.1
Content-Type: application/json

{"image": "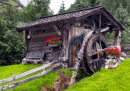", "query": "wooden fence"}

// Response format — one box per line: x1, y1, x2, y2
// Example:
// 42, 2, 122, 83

121, 44, 130, 58
0, 60, 62, 91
